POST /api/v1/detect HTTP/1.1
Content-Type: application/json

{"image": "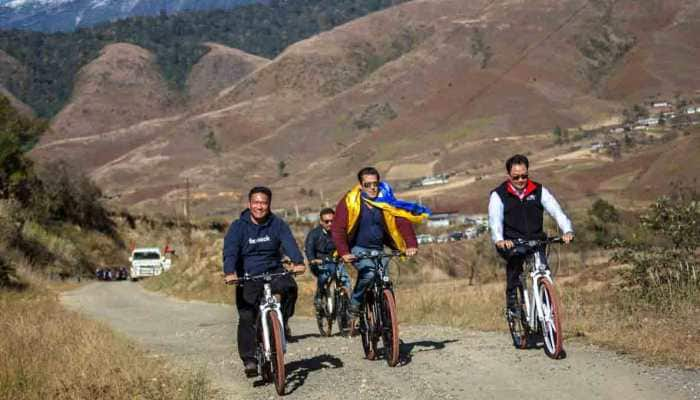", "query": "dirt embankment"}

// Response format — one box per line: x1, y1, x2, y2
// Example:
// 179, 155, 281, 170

61, 282, 699, 400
